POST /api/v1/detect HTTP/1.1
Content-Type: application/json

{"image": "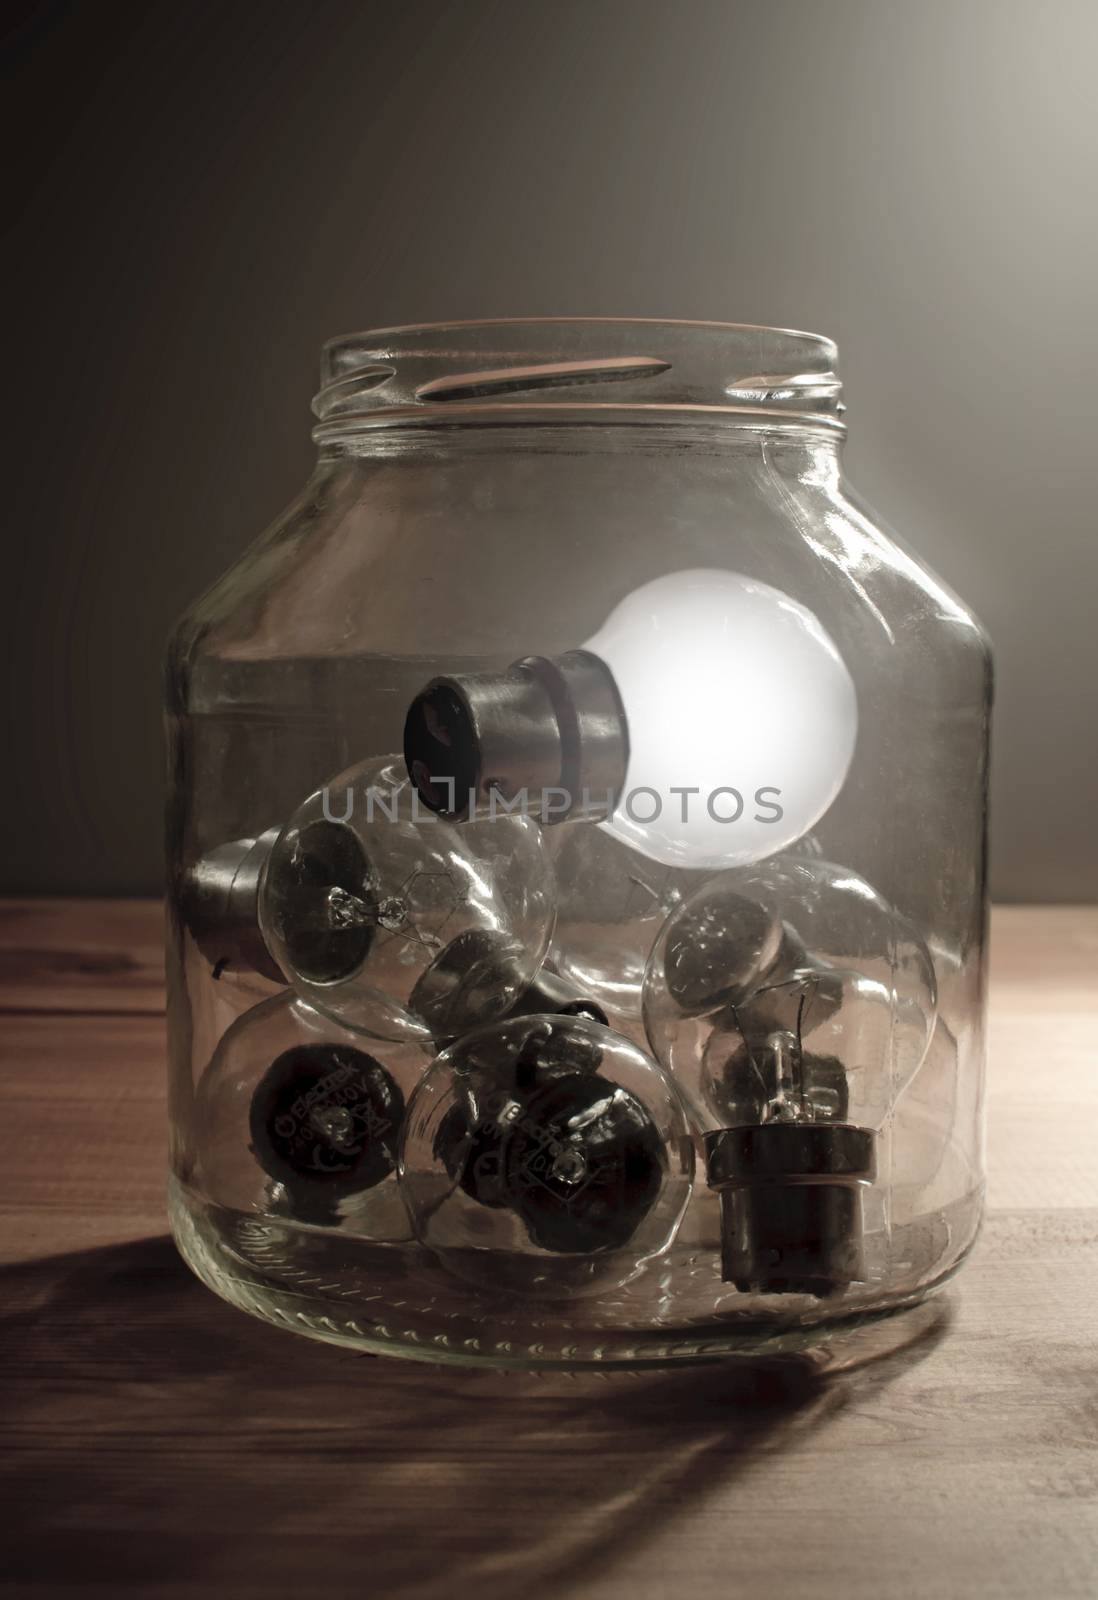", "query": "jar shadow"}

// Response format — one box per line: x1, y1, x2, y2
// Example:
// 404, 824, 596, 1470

0, 1236, 950, 1597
